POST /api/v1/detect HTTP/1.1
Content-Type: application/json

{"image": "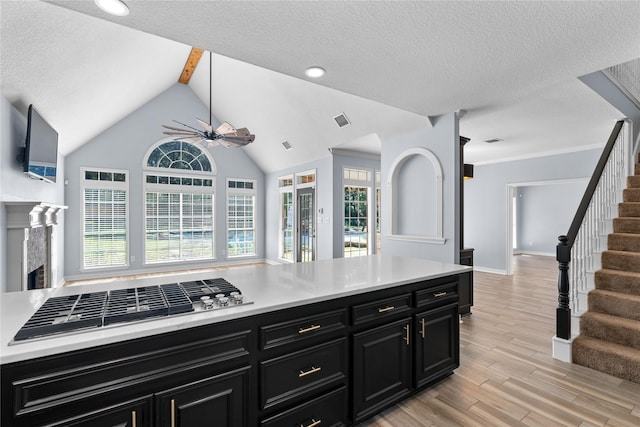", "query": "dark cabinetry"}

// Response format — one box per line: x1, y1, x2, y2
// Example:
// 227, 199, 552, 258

459, 248, 474, 316
2, 273, 463, 427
